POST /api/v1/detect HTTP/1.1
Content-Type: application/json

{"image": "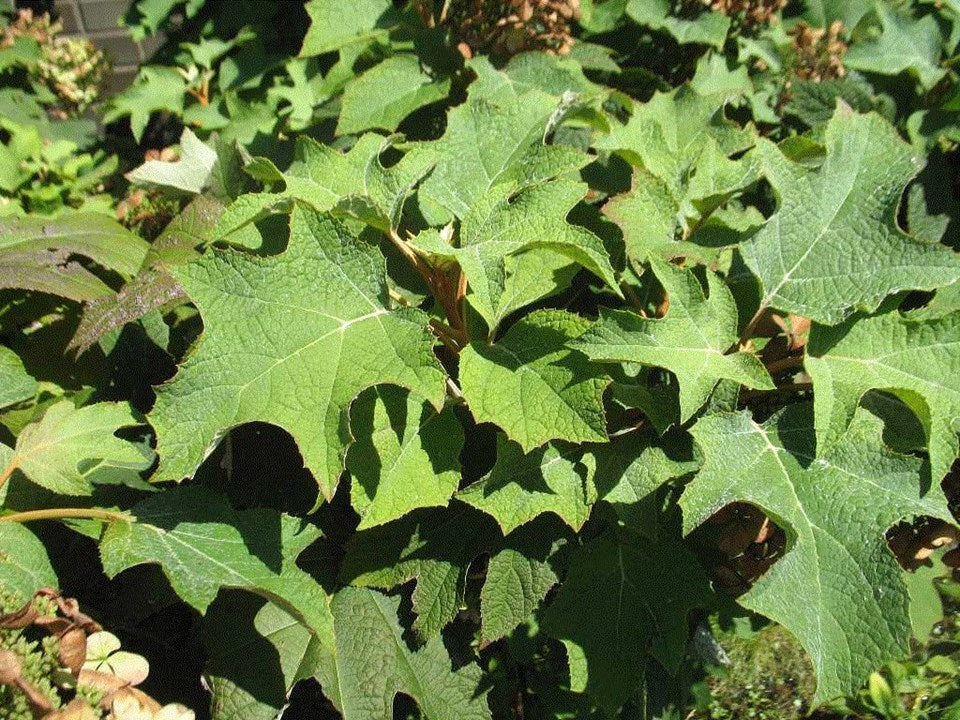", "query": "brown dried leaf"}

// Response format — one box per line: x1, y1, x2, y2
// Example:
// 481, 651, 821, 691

0, 649, 21, 684
58, 627, 88, 676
